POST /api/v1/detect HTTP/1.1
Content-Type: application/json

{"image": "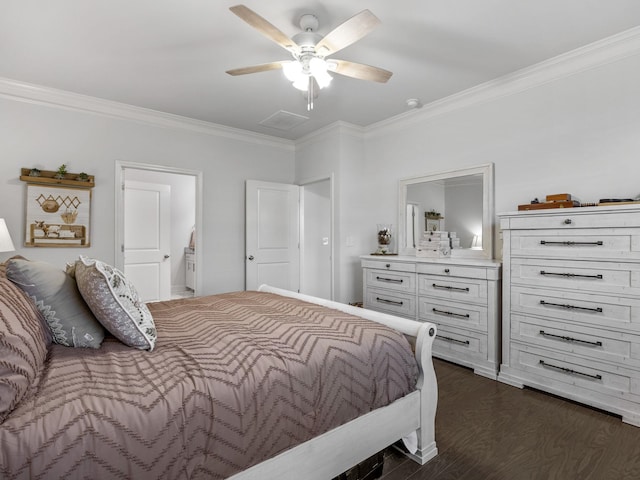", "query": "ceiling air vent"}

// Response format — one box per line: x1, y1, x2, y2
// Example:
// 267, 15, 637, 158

259, 110, 309, 131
